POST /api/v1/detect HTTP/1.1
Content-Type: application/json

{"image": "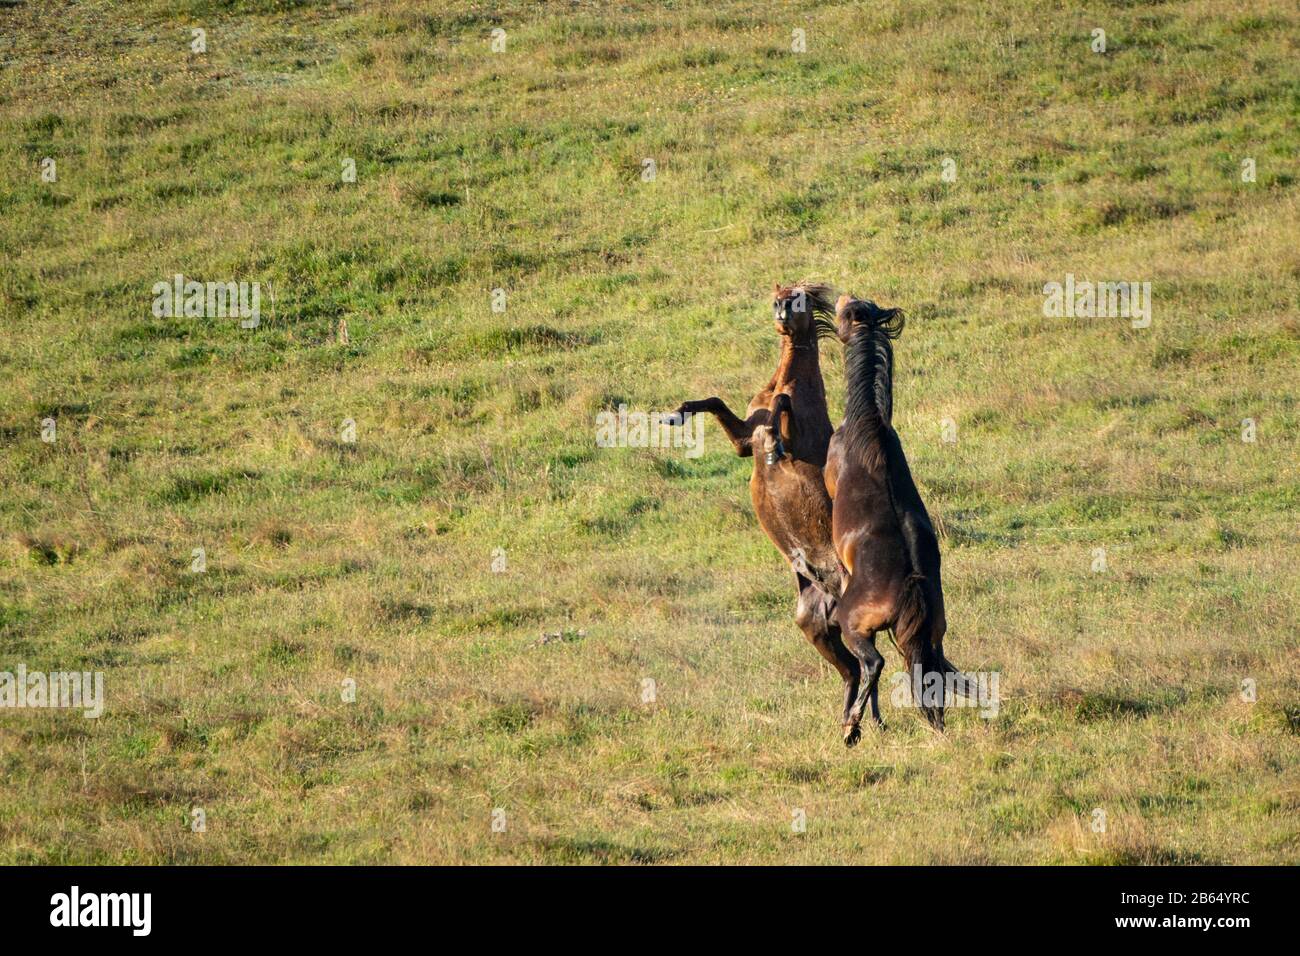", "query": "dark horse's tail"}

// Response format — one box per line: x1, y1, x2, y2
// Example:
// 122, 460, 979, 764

840, 300, 974, 707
